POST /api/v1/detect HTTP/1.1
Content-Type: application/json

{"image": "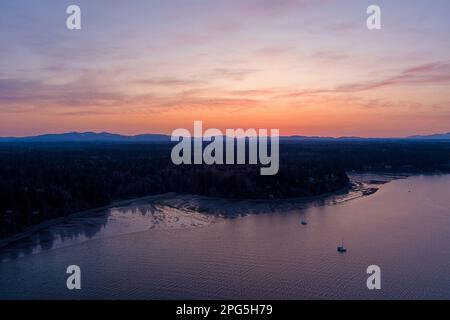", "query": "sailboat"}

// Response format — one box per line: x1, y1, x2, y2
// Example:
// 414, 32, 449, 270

337, 239, 347, 253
